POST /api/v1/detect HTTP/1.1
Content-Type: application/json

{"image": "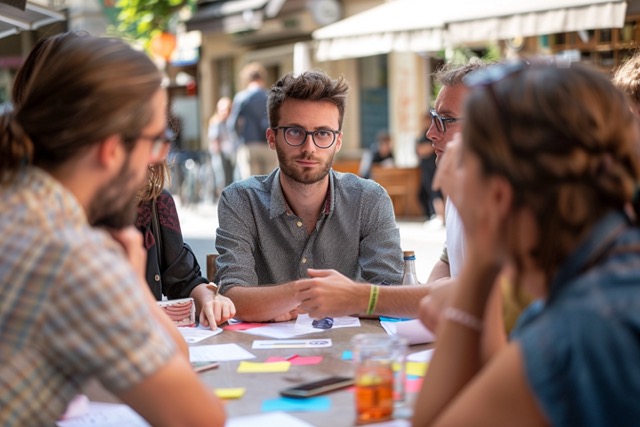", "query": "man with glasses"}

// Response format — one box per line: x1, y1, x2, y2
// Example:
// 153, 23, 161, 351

214, 70, 405, 322
426, 61, 488, 283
